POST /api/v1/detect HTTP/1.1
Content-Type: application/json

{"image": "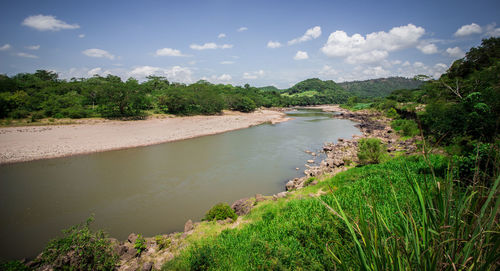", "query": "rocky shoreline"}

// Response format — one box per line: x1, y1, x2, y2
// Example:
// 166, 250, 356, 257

26, 105, 419, 270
